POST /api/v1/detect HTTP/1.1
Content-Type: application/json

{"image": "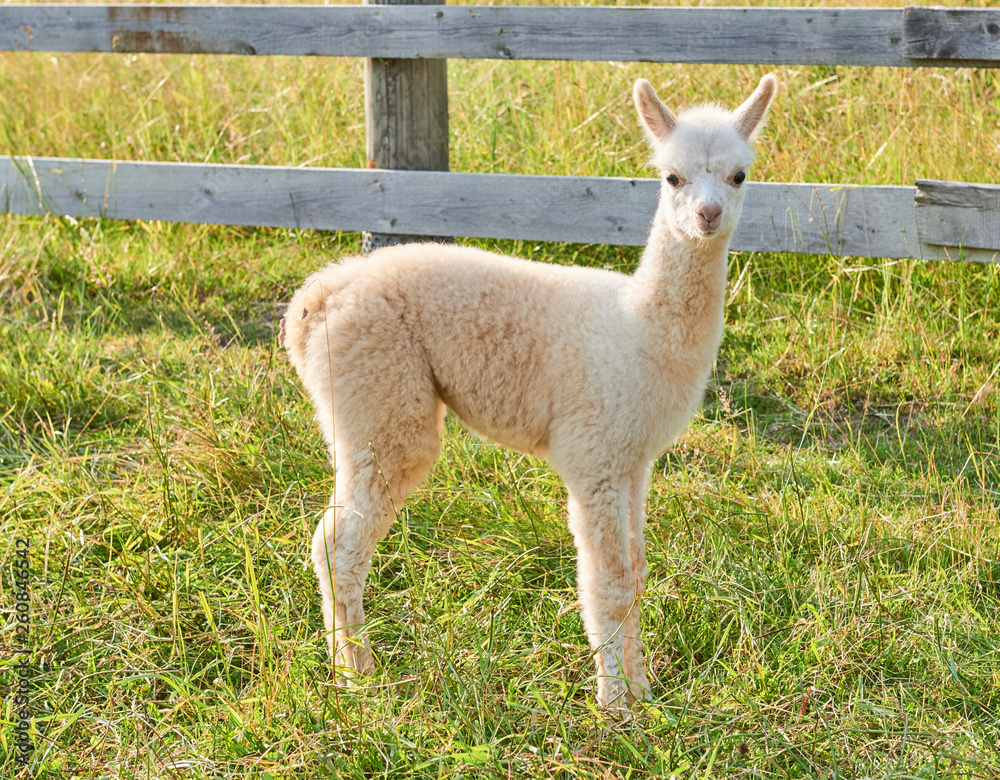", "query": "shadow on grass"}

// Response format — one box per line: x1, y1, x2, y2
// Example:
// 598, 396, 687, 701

696, 369, 1000, 500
